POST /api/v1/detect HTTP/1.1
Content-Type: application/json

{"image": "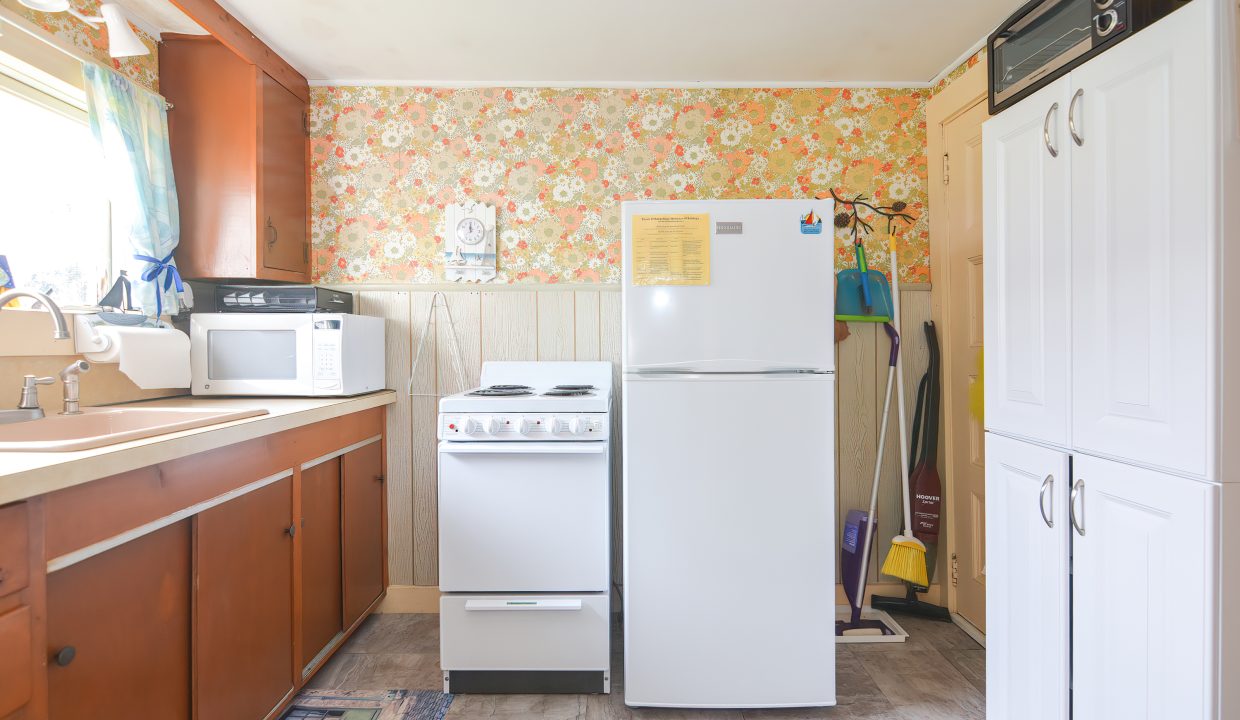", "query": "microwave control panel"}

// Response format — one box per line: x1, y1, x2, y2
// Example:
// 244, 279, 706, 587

312, 324, 342, 390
